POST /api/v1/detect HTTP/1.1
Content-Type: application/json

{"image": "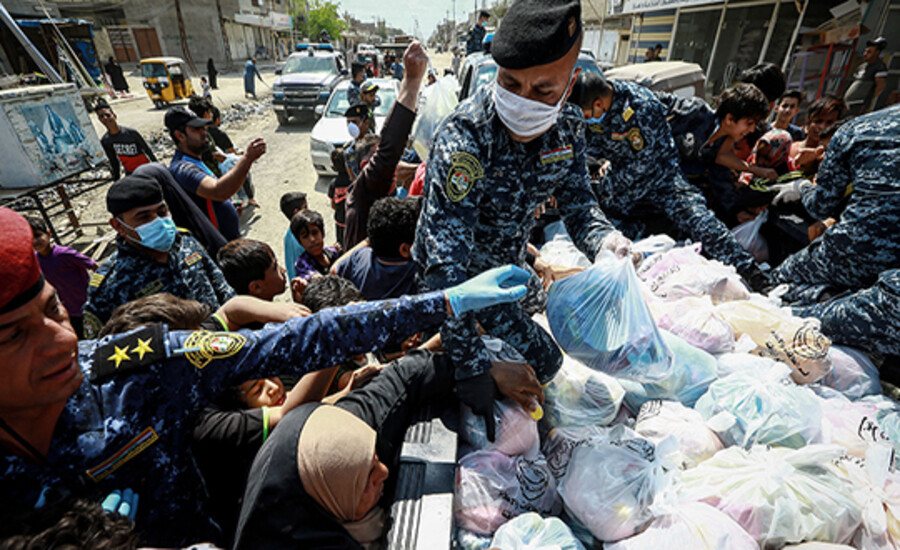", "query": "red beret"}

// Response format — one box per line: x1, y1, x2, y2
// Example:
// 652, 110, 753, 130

0, 208, 44, 314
